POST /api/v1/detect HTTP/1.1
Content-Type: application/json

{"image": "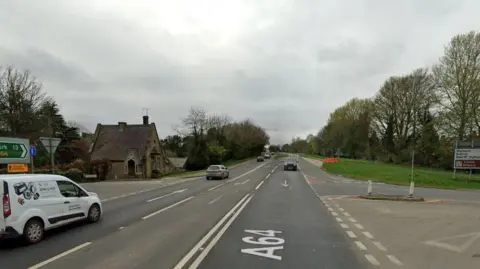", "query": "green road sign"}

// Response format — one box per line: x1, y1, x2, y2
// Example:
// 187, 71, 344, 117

0, 137, 30, 164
